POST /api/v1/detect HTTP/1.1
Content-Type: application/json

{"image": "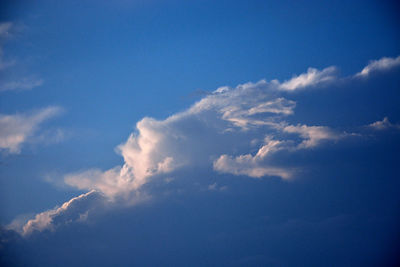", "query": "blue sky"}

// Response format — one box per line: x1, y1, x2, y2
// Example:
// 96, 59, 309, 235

1, 0, 400, 266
